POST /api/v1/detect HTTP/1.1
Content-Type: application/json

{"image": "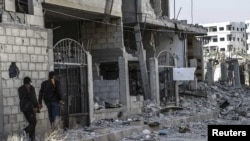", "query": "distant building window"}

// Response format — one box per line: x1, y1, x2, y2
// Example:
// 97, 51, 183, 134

237, 38, 240, 41
220, 37, 225, 41
15, 0, 33, 14
220, 48, 225, 51
237, 28, 239, 31
233, 37, 235, 41
213, 38, 218, 42
227, 25, 232, 30
212, 28, 217, 32
232, 27, 235, 30
219, 27, 224, 31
